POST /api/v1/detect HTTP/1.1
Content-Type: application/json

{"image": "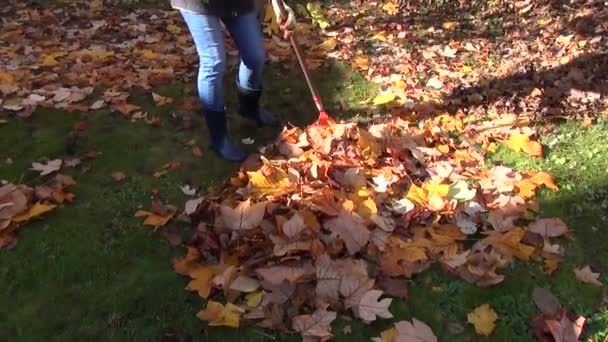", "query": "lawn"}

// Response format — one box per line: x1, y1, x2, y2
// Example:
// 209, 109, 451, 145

2, 1, 608, 341
2, 60, 608, 340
